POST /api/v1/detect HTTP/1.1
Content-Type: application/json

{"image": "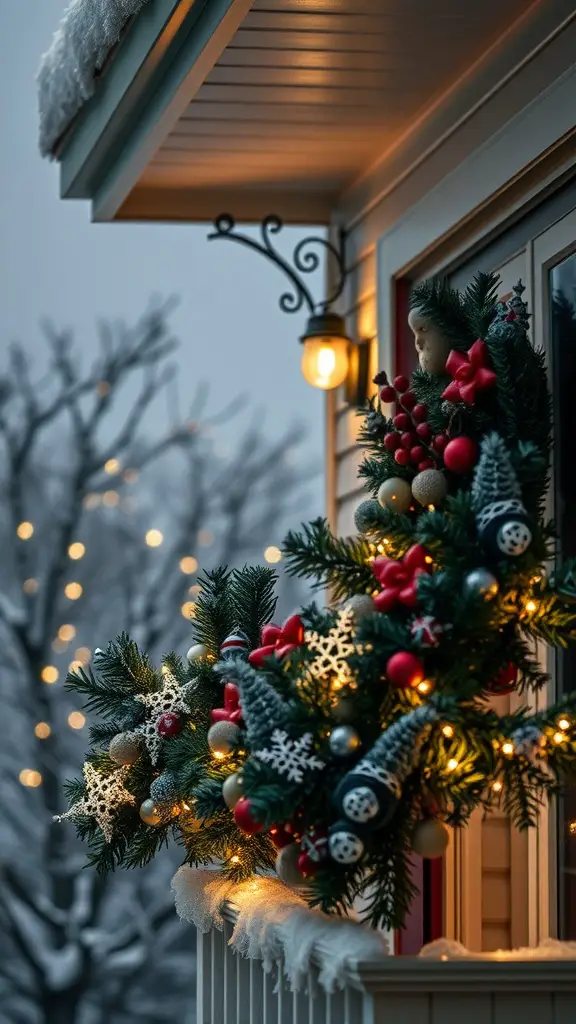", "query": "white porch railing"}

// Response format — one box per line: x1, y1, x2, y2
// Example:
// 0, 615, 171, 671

197, 904, 576, 1024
